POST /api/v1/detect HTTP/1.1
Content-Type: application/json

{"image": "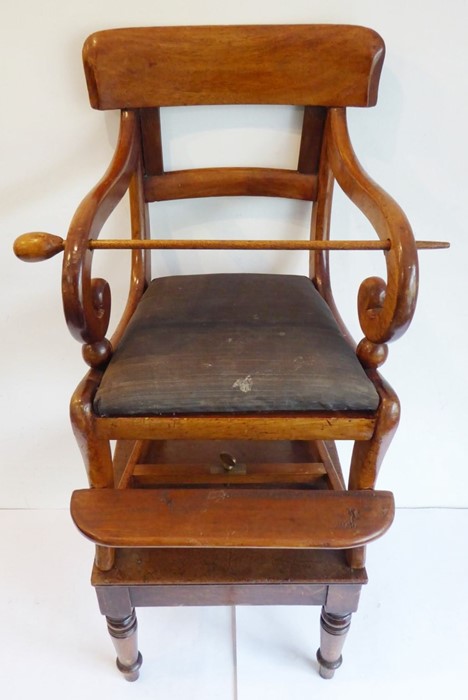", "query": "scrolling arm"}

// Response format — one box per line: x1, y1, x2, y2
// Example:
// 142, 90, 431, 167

326, 108, 418, 366
62, 110, 140, 366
